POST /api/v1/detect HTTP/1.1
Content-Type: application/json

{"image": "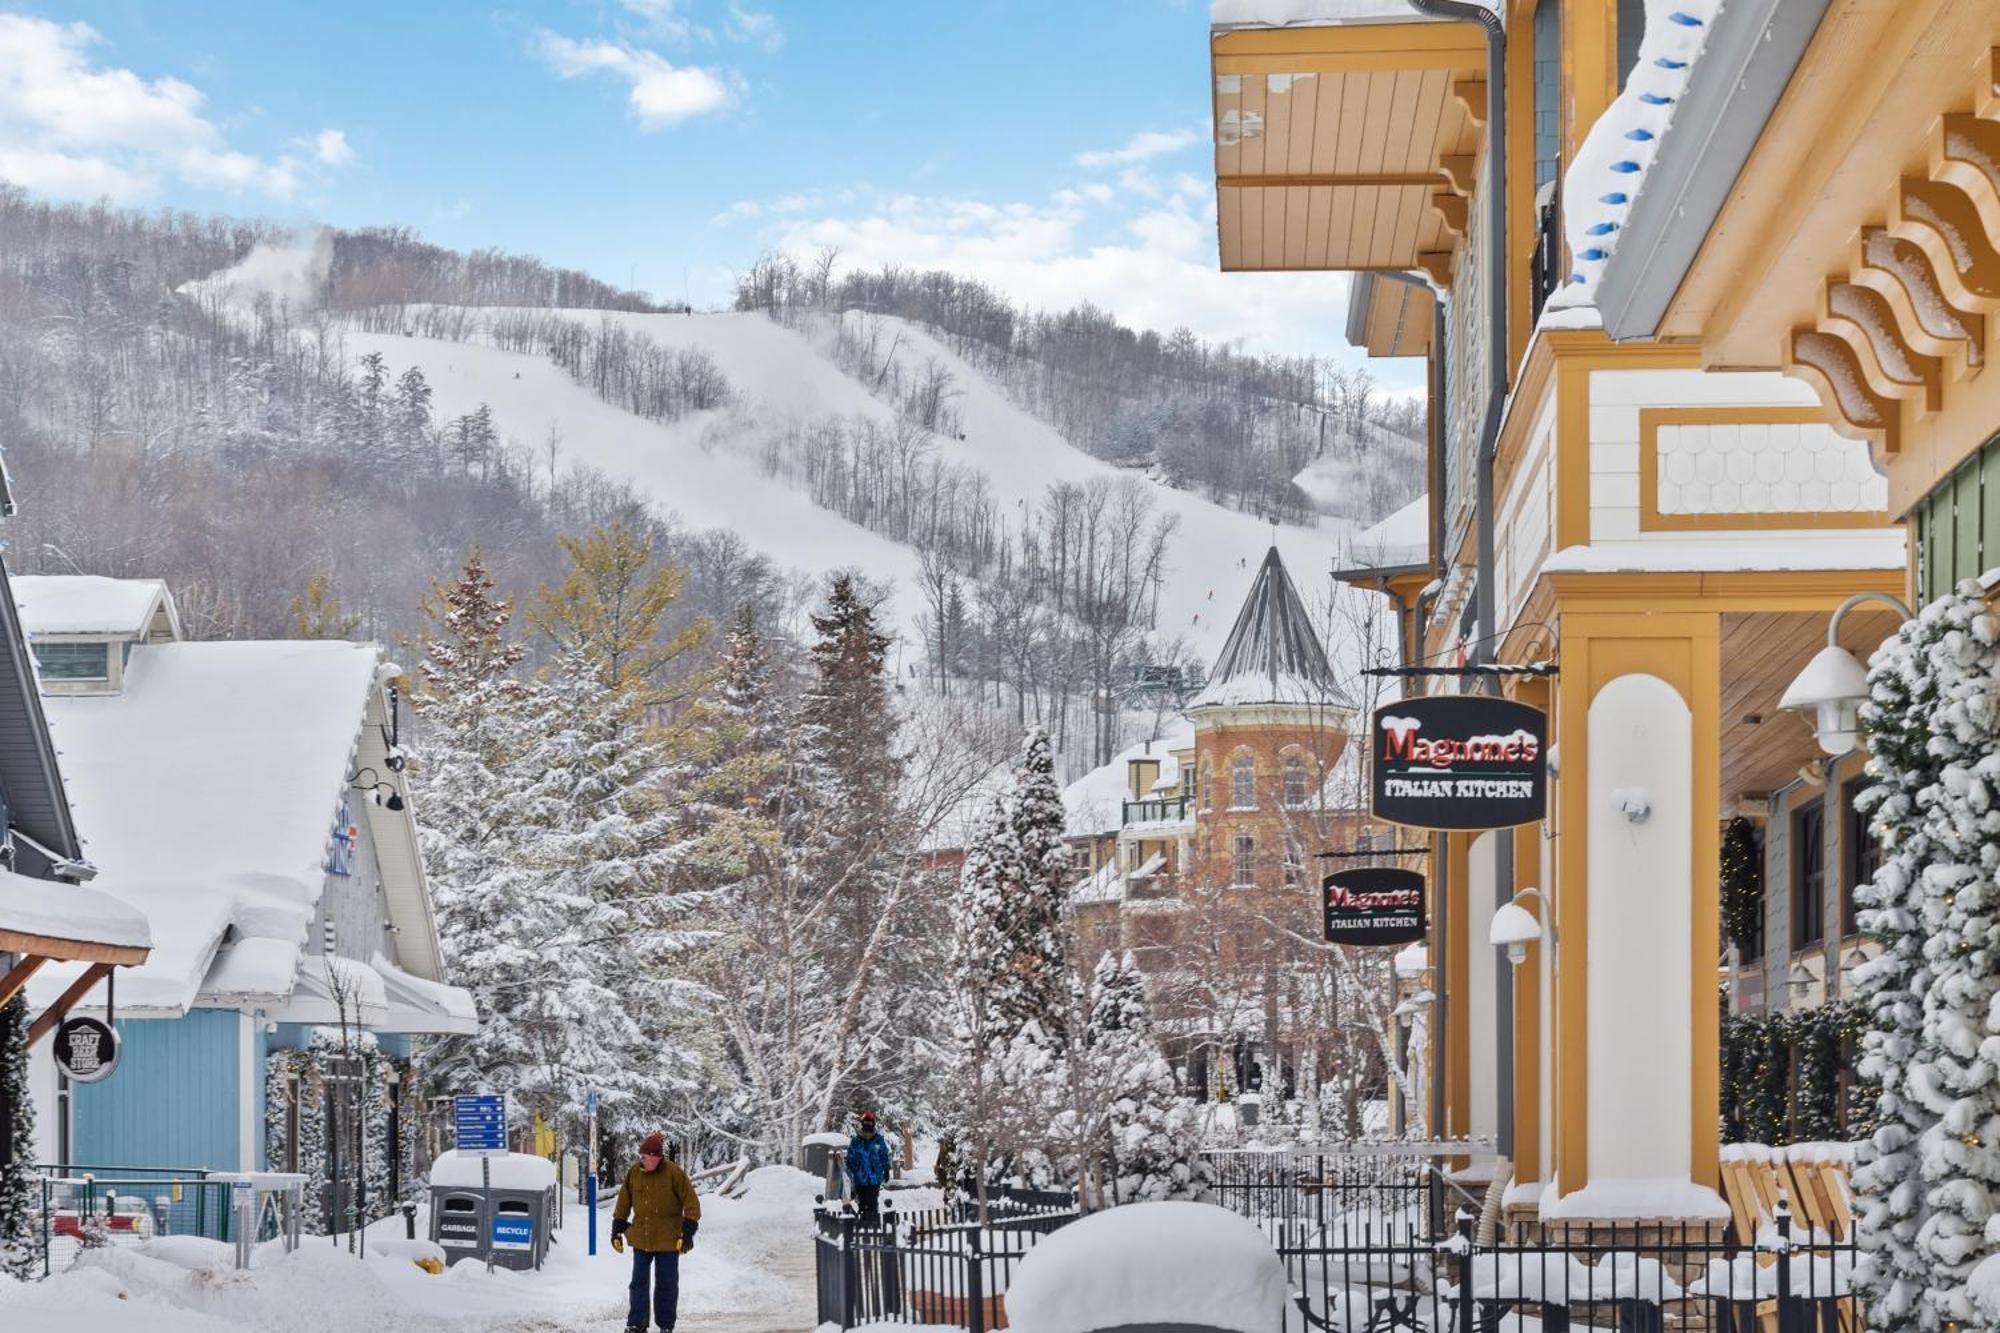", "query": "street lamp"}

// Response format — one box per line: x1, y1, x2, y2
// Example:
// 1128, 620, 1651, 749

1489, 887, 1547, 966
1778, 591, 1913, 755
